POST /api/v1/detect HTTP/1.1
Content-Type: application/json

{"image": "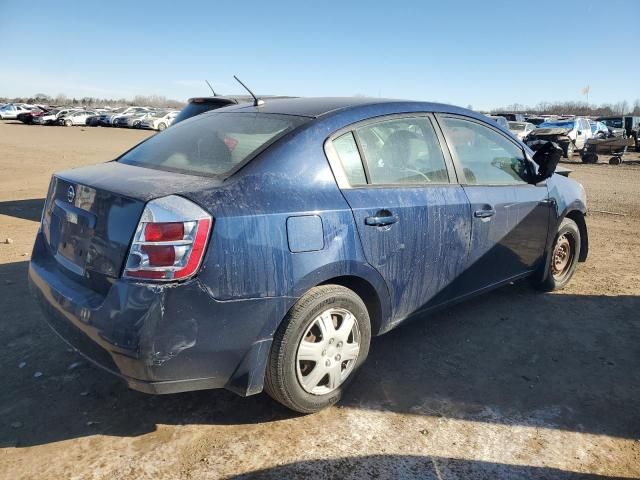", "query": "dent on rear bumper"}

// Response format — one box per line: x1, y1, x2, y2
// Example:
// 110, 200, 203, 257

29, 234, 292, 396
